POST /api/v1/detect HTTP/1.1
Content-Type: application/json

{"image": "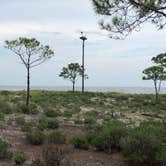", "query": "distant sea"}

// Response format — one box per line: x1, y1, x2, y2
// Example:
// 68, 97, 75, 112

0, 86, 166, 94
